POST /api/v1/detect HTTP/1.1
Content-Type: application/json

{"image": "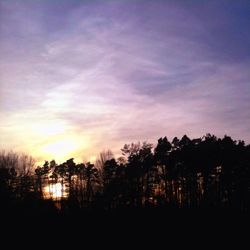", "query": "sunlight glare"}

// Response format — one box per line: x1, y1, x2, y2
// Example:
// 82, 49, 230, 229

44, 183, 67, 199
